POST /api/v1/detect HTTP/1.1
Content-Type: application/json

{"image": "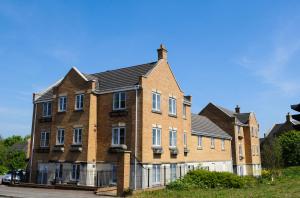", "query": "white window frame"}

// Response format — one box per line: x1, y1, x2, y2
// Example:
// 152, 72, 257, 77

113, 92, 126, 110
152, 164, 161, 185
210, 137, 215, 149
73, 128, 82, 145
221, 139, 225, 150
239, 144, 243, 157
112, 127, 126, 146
152, 92, 161, 112
58, 96, 67, 112
197, 136, 203, 148
152, 127, 161, 146
40, 131, 50, 147
42, 102, 52, 117
183, 132, 187, 147
170, 164, 177, 181
169, 129, 177, 147
168, 97, 177, 116
71, 164, 80, 181
75, 94, 84, 110
56, 128, 65, 145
